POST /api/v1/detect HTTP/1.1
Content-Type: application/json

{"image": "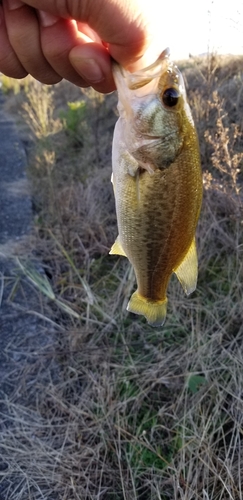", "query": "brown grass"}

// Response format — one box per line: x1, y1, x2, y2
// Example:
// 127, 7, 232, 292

1, 53, 243, 499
